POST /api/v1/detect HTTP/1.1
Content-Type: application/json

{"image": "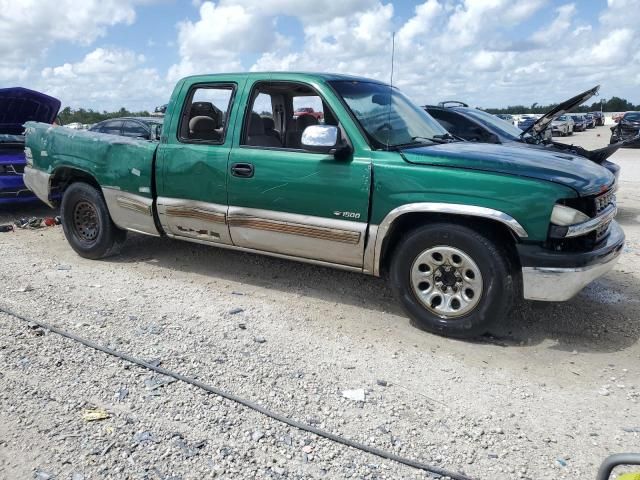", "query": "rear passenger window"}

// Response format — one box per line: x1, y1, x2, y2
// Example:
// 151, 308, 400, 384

122, 121, 148, 138
100, 120, 123, 135
179, 84, 235, 143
